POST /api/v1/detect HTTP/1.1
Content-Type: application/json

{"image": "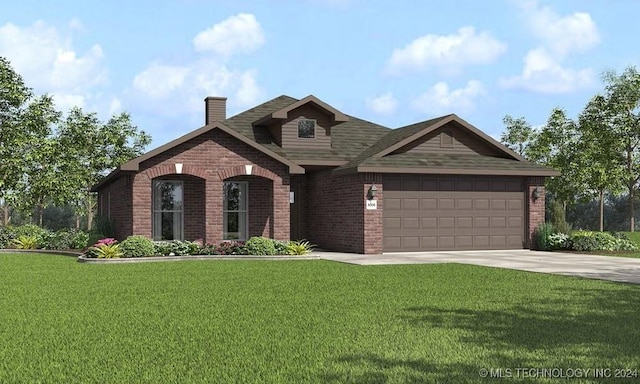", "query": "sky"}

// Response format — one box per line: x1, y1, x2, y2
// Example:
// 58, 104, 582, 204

1, 0, 639, 148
